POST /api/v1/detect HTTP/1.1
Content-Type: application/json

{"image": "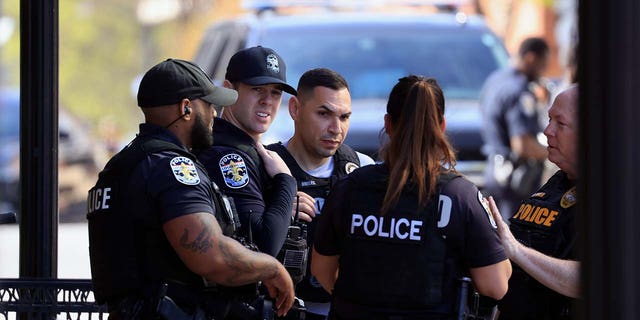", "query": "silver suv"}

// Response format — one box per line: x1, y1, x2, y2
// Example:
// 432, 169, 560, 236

193, 9, 509, 186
